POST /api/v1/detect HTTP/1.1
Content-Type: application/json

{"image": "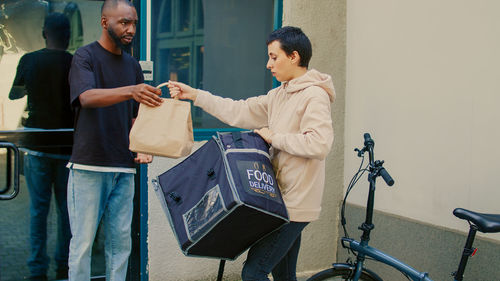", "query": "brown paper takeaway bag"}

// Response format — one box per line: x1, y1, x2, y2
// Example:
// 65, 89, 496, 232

129, 97, 194, 158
